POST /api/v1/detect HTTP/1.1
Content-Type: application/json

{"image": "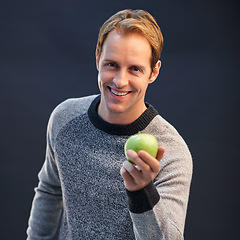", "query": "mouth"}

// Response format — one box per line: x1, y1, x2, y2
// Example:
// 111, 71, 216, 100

109, 87, 131, 96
